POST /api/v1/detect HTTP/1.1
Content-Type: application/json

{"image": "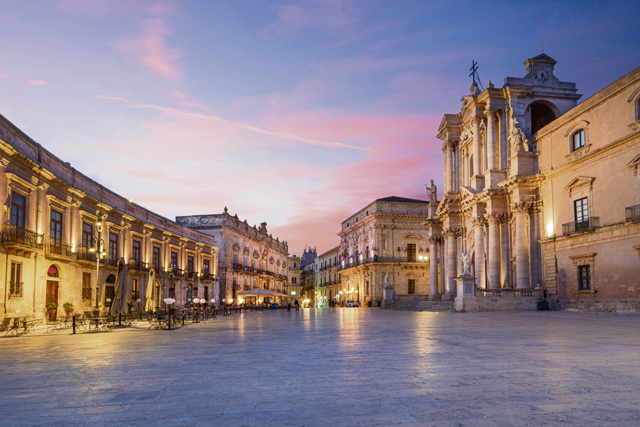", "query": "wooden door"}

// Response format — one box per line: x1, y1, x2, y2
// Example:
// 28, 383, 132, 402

46, 281, 59, 321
